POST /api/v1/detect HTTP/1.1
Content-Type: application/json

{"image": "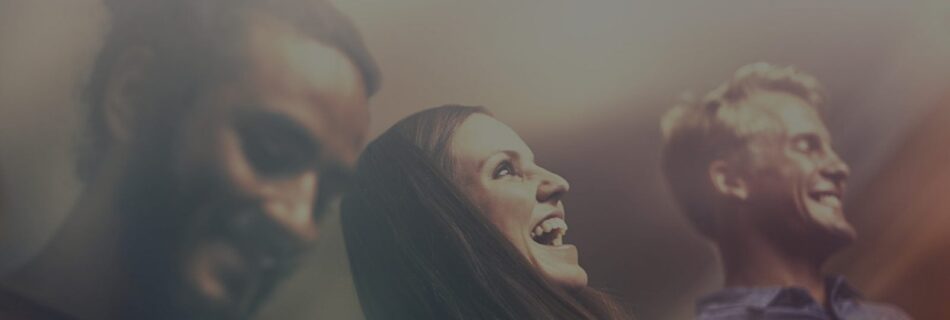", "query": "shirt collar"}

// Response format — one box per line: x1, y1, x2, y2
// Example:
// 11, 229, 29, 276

697, 275, 863, 312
